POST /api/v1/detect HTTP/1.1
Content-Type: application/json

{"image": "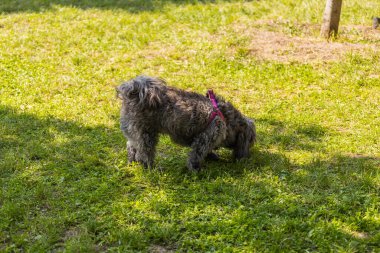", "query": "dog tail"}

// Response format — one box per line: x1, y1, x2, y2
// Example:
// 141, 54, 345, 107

116, 75, 166, 108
